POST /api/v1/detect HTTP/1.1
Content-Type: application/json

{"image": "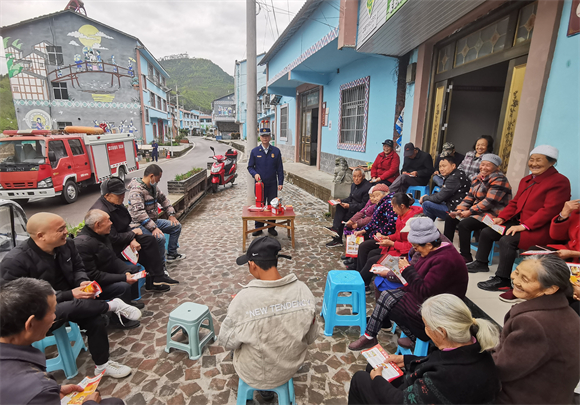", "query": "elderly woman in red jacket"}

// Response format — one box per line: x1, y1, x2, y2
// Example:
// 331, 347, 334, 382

370, 139, 400, 186
470, 145, 571, 294
550, 199, 580, 263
